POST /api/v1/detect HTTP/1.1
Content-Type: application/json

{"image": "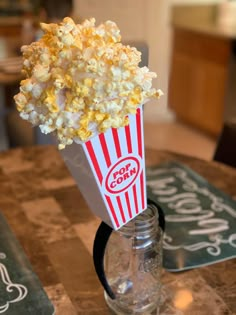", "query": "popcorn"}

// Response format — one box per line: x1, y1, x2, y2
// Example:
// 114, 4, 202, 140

14, 17, 162, 149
